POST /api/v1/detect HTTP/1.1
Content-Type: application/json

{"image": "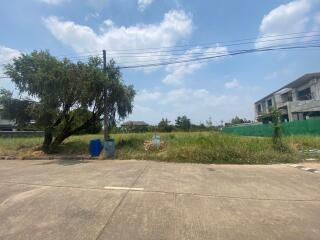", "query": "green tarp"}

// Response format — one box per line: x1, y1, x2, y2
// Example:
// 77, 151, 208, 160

222, 119, 320, 136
